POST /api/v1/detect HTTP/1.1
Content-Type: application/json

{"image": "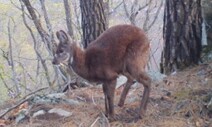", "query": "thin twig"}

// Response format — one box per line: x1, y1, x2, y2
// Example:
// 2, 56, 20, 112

22, 87, 48, 100
101, 112, 110, 127
108, 1, 123, 15
147, 0, 164, 30
0, 98, 29, 118
92, 93, 97, 105
10, 0, 32, 19
0, 73, 11, 92
90, 117, 100, 127
0, 87, 48, 118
